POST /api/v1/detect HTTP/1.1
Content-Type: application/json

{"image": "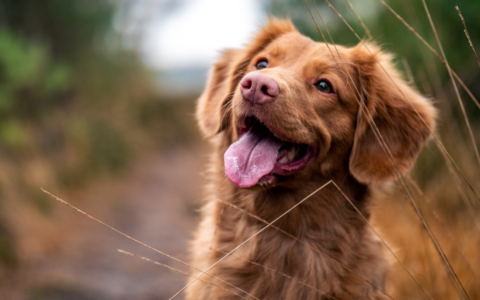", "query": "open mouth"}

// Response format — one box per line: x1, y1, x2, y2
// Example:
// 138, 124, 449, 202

224, 116, 317, 188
